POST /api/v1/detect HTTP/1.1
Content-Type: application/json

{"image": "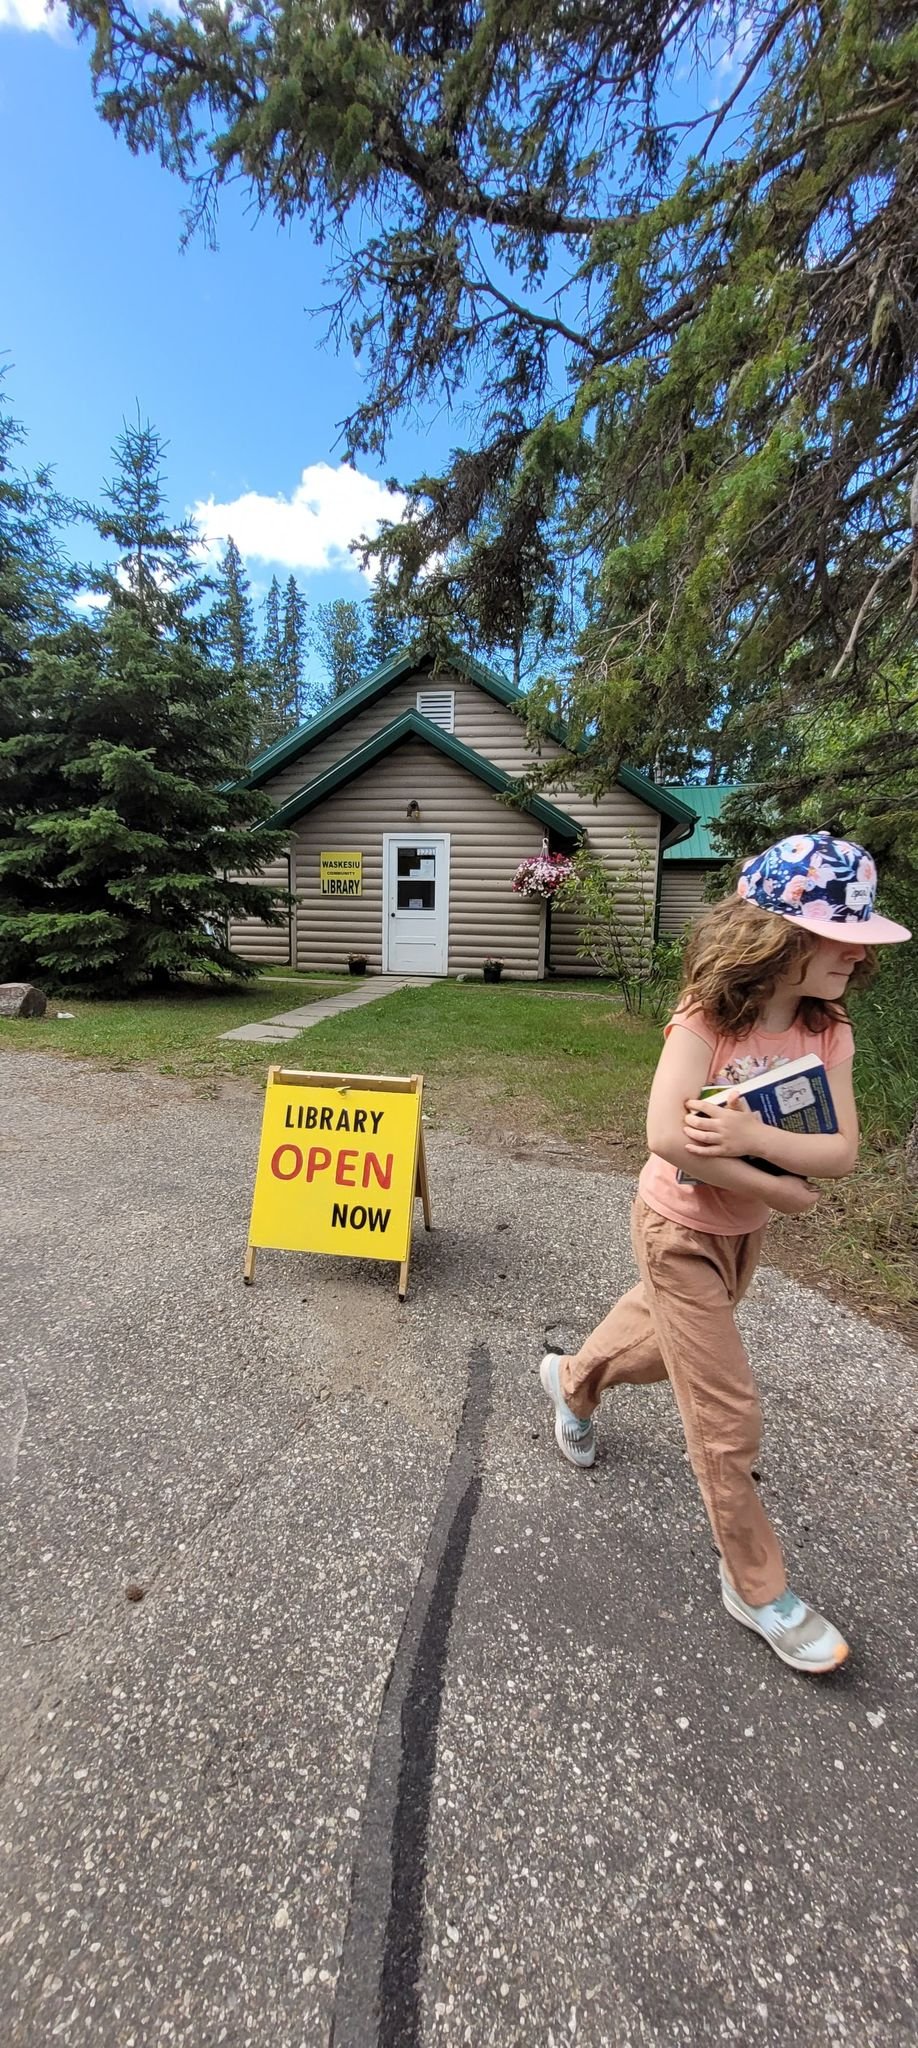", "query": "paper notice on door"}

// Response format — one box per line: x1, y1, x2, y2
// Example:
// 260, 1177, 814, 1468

418, 858, 435, 877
